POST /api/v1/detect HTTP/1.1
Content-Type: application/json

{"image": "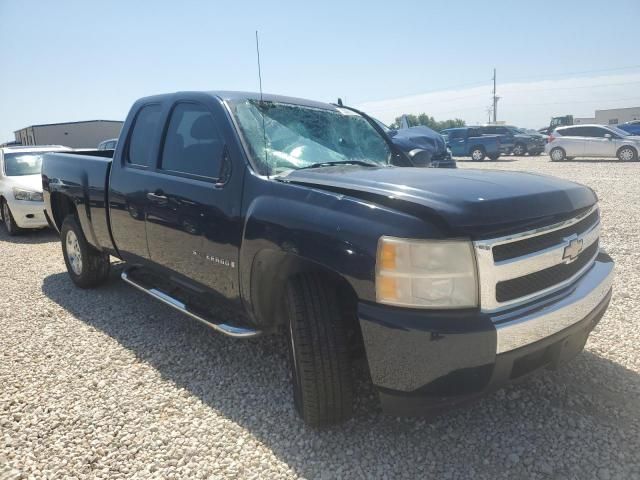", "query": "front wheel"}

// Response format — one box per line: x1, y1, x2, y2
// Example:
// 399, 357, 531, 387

512, 143, 527, 156
1, 200, 21, 236
550, 147, 566, 162
470, 148, 486, 162
617, 146, 638, 162
61, 216, 110, 288
285, 273, 353, 427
